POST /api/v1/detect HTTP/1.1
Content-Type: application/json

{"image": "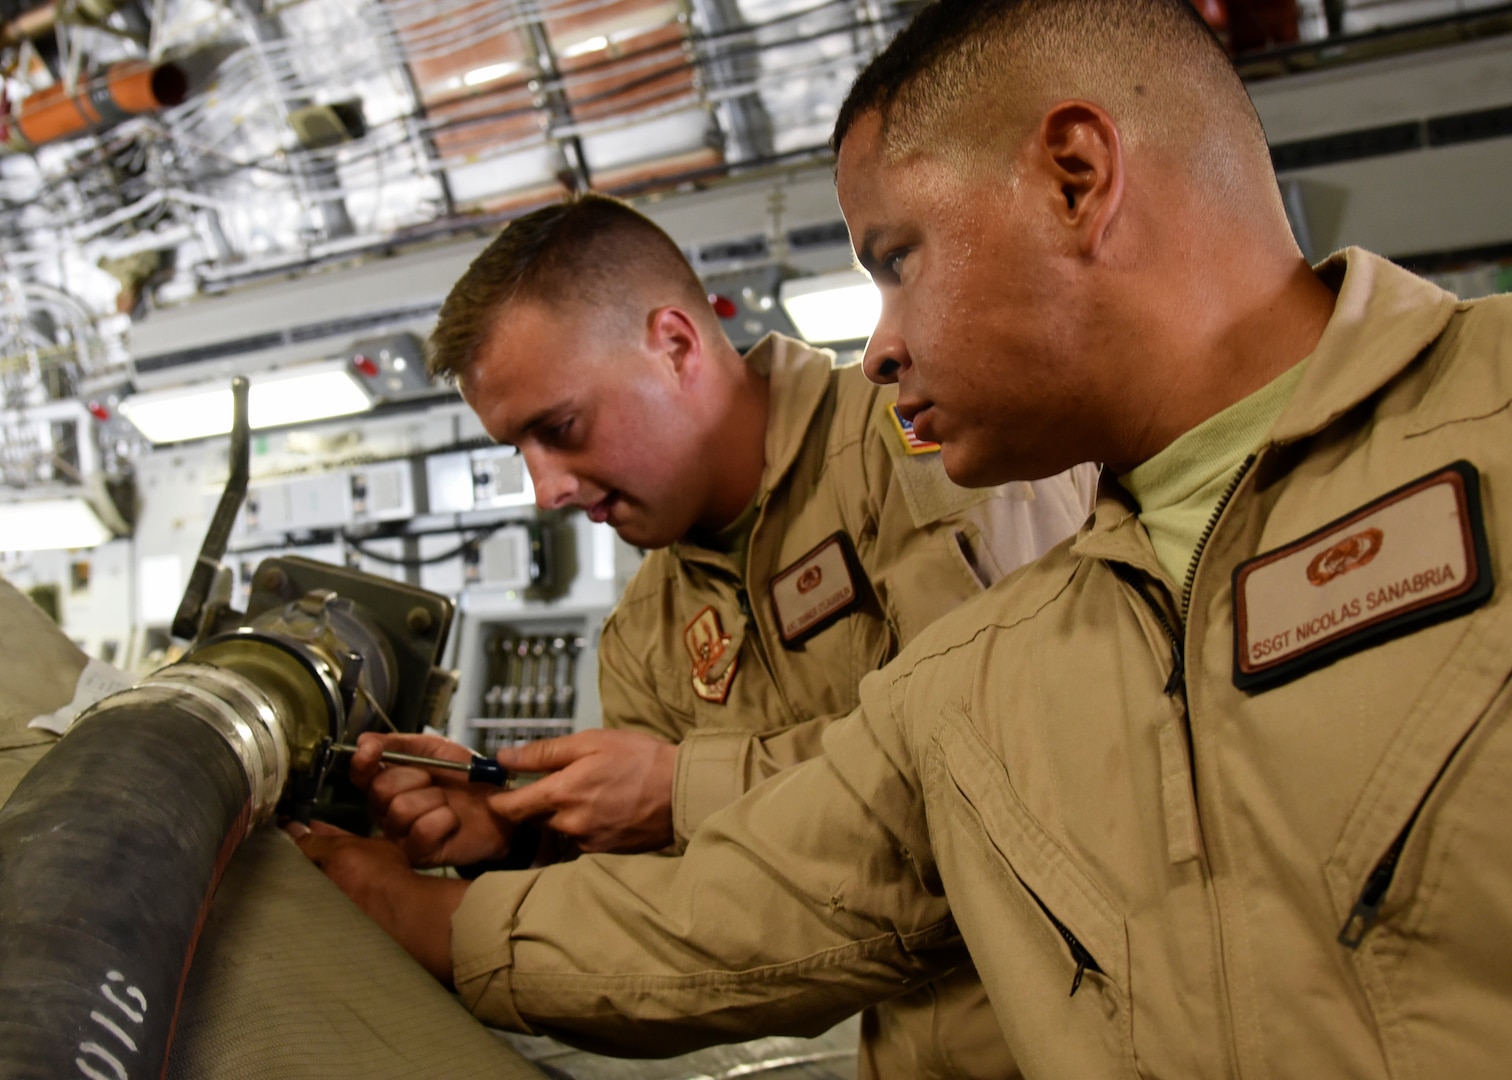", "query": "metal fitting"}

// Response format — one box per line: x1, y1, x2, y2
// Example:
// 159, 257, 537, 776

97, 664, 290, 828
